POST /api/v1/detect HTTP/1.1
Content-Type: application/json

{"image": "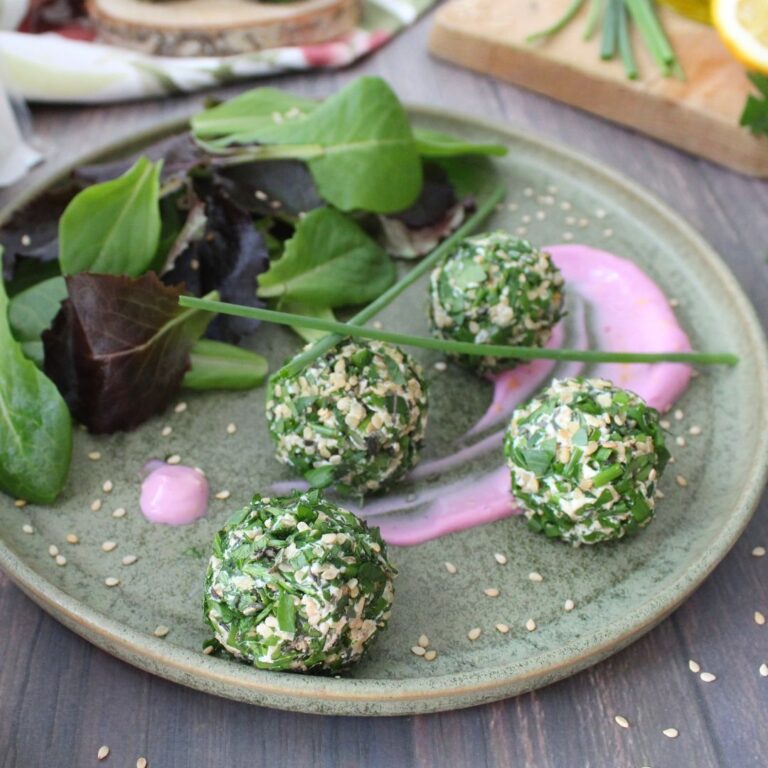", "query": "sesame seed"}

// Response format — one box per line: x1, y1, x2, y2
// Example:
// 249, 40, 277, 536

759, 663, 768, 677
676, 475, 688, 488
614, 715, 630, 729
468, 627, 482, 641
494, 552, 507, 565
536, 211, 546, 220
521, 214, 531, 224
14, 499, 27, 508
48, 545, 59, 557
167, 454, 181, 465
91, 499, 102, 512
372, 320, 383, 329
700, 672, 716, 682
560, 201, 572, 211
751, 546, 766, 558
254, 189, 268, 201
669, 298, 680, 308
524, 187, 533, 196
97, 746, 110, 760
424, 649, 438, 661
153, 625, 170, 638
55, 554, 67, 566
596, 208, 606, 218
269, 199, 282, 211
564, 599, 575, 612
660, 419, 671, 429
755, 611, 766, 626
483, 588, 500, 598
411, 645, 426, 656
547, 185, 558, 194
174, 402, 187, 414
112, 507, 126, 519
226, 423, 237, 434
161, 426, 172, 437
101, 541, 117, 553
525, 618, 537, 632
515, 226, 527, 236
102, 480, 113, 493
578, 218, 589, 228
122, 555, 138, 566
565, 216, 577, 226
675, 436, 686, 447
603, 228, 613, 237
418, 634, 429, 648
495, 623, 510, 634
689, 425, 702, 436
66, 533, 79, 544
528, 571, 543, 582
433, 361, 448, 372
104, 577, 120, 587
507, 202, 518, 211
444, 562, 457, 574
562, 232, 574, 241
88, 451, 101, 461
662, 728, 679, 739
688, 659, 701, 673
21, 234, 31, 246
22, 524, 34, 534
669, 456, 676, 464
215, 490, 231, 500
137, 758, 148, 768
674, 409, 684, 421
